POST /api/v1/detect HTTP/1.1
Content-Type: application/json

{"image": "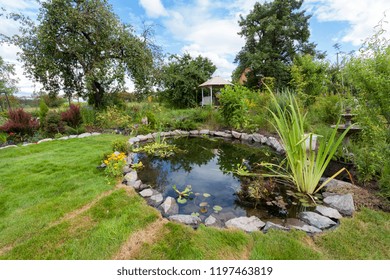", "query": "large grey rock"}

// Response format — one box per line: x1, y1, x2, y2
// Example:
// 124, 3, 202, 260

324, 194, 355, 216
68, 135, 78, 139
58, 136, 69, 140
37, 138, 53, 144
137, 135, 149, 141
292, 224, 322, 234
299, 211, 337, 229
199, 129, 210, 135
158, 197, 179, 216
123, 165, 132, 174
214, 131, 232, 138
189, 130, 199, 135
321, 178, 359, 192
231, 131, 242, 139
262, 221, 289, 233
159, 131, 171, 137
139, 188, 155, 198
225, 216, 265, 232
138, 184, 150, 191
91, 132, 101, 136
204, 215, 224, 228
128, 137, 140, 144
252, 133, 267, 143
148, 192, 164, 207
123, 171, 137, 184
315, 205, 342, 220
78, 133, 92, 138
128, 180, 142, 190
169, 214, 201, 226
241, 133, 253, 142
